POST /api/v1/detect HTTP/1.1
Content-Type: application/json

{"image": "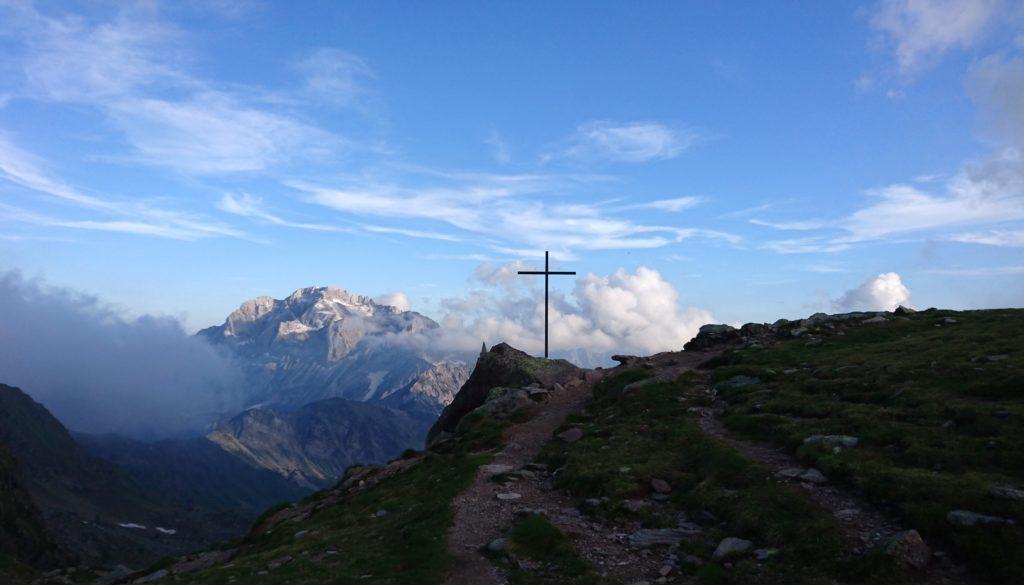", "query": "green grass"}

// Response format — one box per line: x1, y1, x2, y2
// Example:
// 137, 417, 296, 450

180, 413, 511, 584
490, 514, 612, 585
710, 308, 1024, 584
538, 369, 902, 584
